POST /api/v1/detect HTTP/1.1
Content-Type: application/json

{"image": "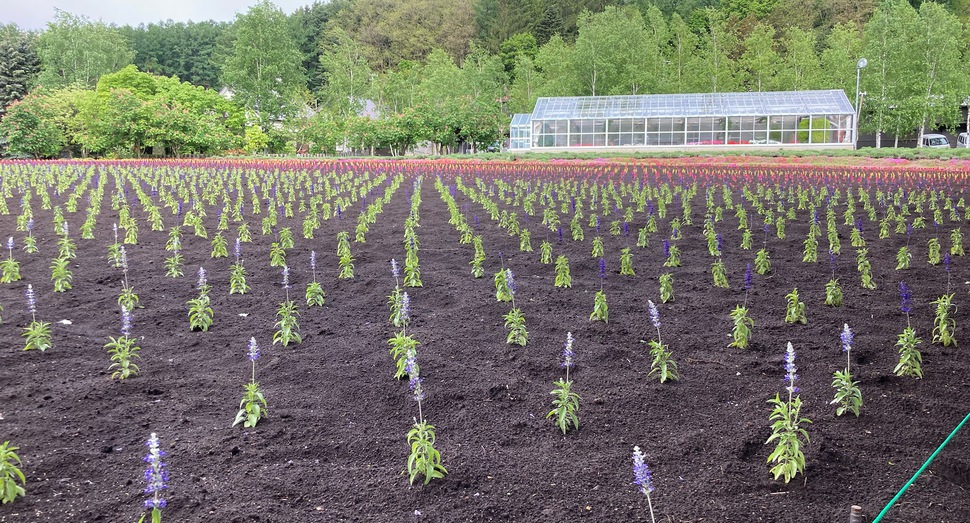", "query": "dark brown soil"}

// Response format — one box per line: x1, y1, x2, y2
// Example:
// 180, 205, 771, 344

1, 159, 970, 523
